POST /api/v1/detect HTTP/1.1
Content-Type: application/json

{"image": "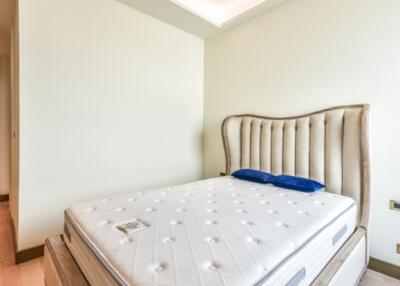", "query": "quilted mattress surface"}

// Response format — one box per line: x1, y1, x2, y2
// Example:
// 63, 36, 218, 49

66, 176, 356, 286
